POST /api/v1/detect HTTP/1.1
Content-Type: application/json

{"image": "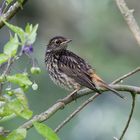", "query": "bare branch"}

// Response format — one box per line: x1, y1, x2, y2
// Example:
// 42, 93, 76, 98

19, 84, 140, 130
54, 93, 100, 133
119, 93, 136, 140
115, 0, 140, 46
111, 67, 140, 84
55, 67, 140, 133
0, 58, 12, 95
0, 57, 18, 95
53, 0, 140, 136
0, 0, 28, 29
